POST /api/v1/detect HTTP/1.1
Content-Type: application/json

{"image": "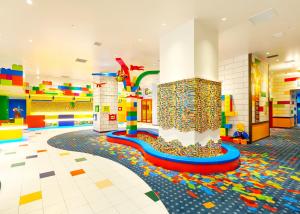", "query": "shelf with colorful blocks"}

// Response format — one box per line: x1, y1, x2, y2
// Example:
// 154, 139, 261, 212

220, 95, 248, 144
115, 57, 159, 137
25, 81, 93, 128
